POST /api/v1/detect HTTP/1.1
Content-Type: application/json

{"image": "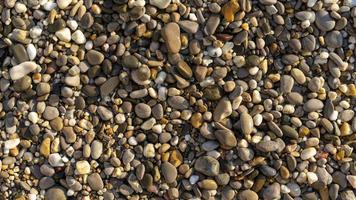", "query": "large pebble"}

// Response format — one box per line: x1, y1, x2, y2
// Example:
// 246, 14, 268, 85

86, 50, 104, 65
57, 0, 72, 9
87, 173, 104, 191
315, 10, 335, 32
55, 28, 71, 42
214, 129, 237, 149
150, 0, 171, 9
91, 140, 103, 160
161, 23, 181, 54
240, 112, 253, 135
45, 187, 67, 200
97, 106, 113, 121
213, 97, 232, 122
303, 99, 324, 112
161, 162, 177, 183
194, 156, 220, 176
9, 61, 38, 80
